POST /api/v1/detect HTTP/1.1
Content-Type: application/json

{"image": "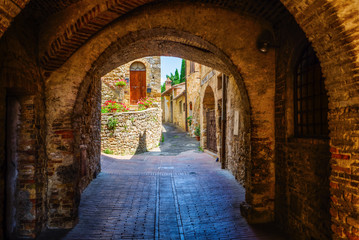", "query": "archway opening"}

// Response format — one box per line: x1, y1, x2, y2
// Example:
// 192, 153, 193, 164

1, 0, 352, 238
202, 85, 217, 153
